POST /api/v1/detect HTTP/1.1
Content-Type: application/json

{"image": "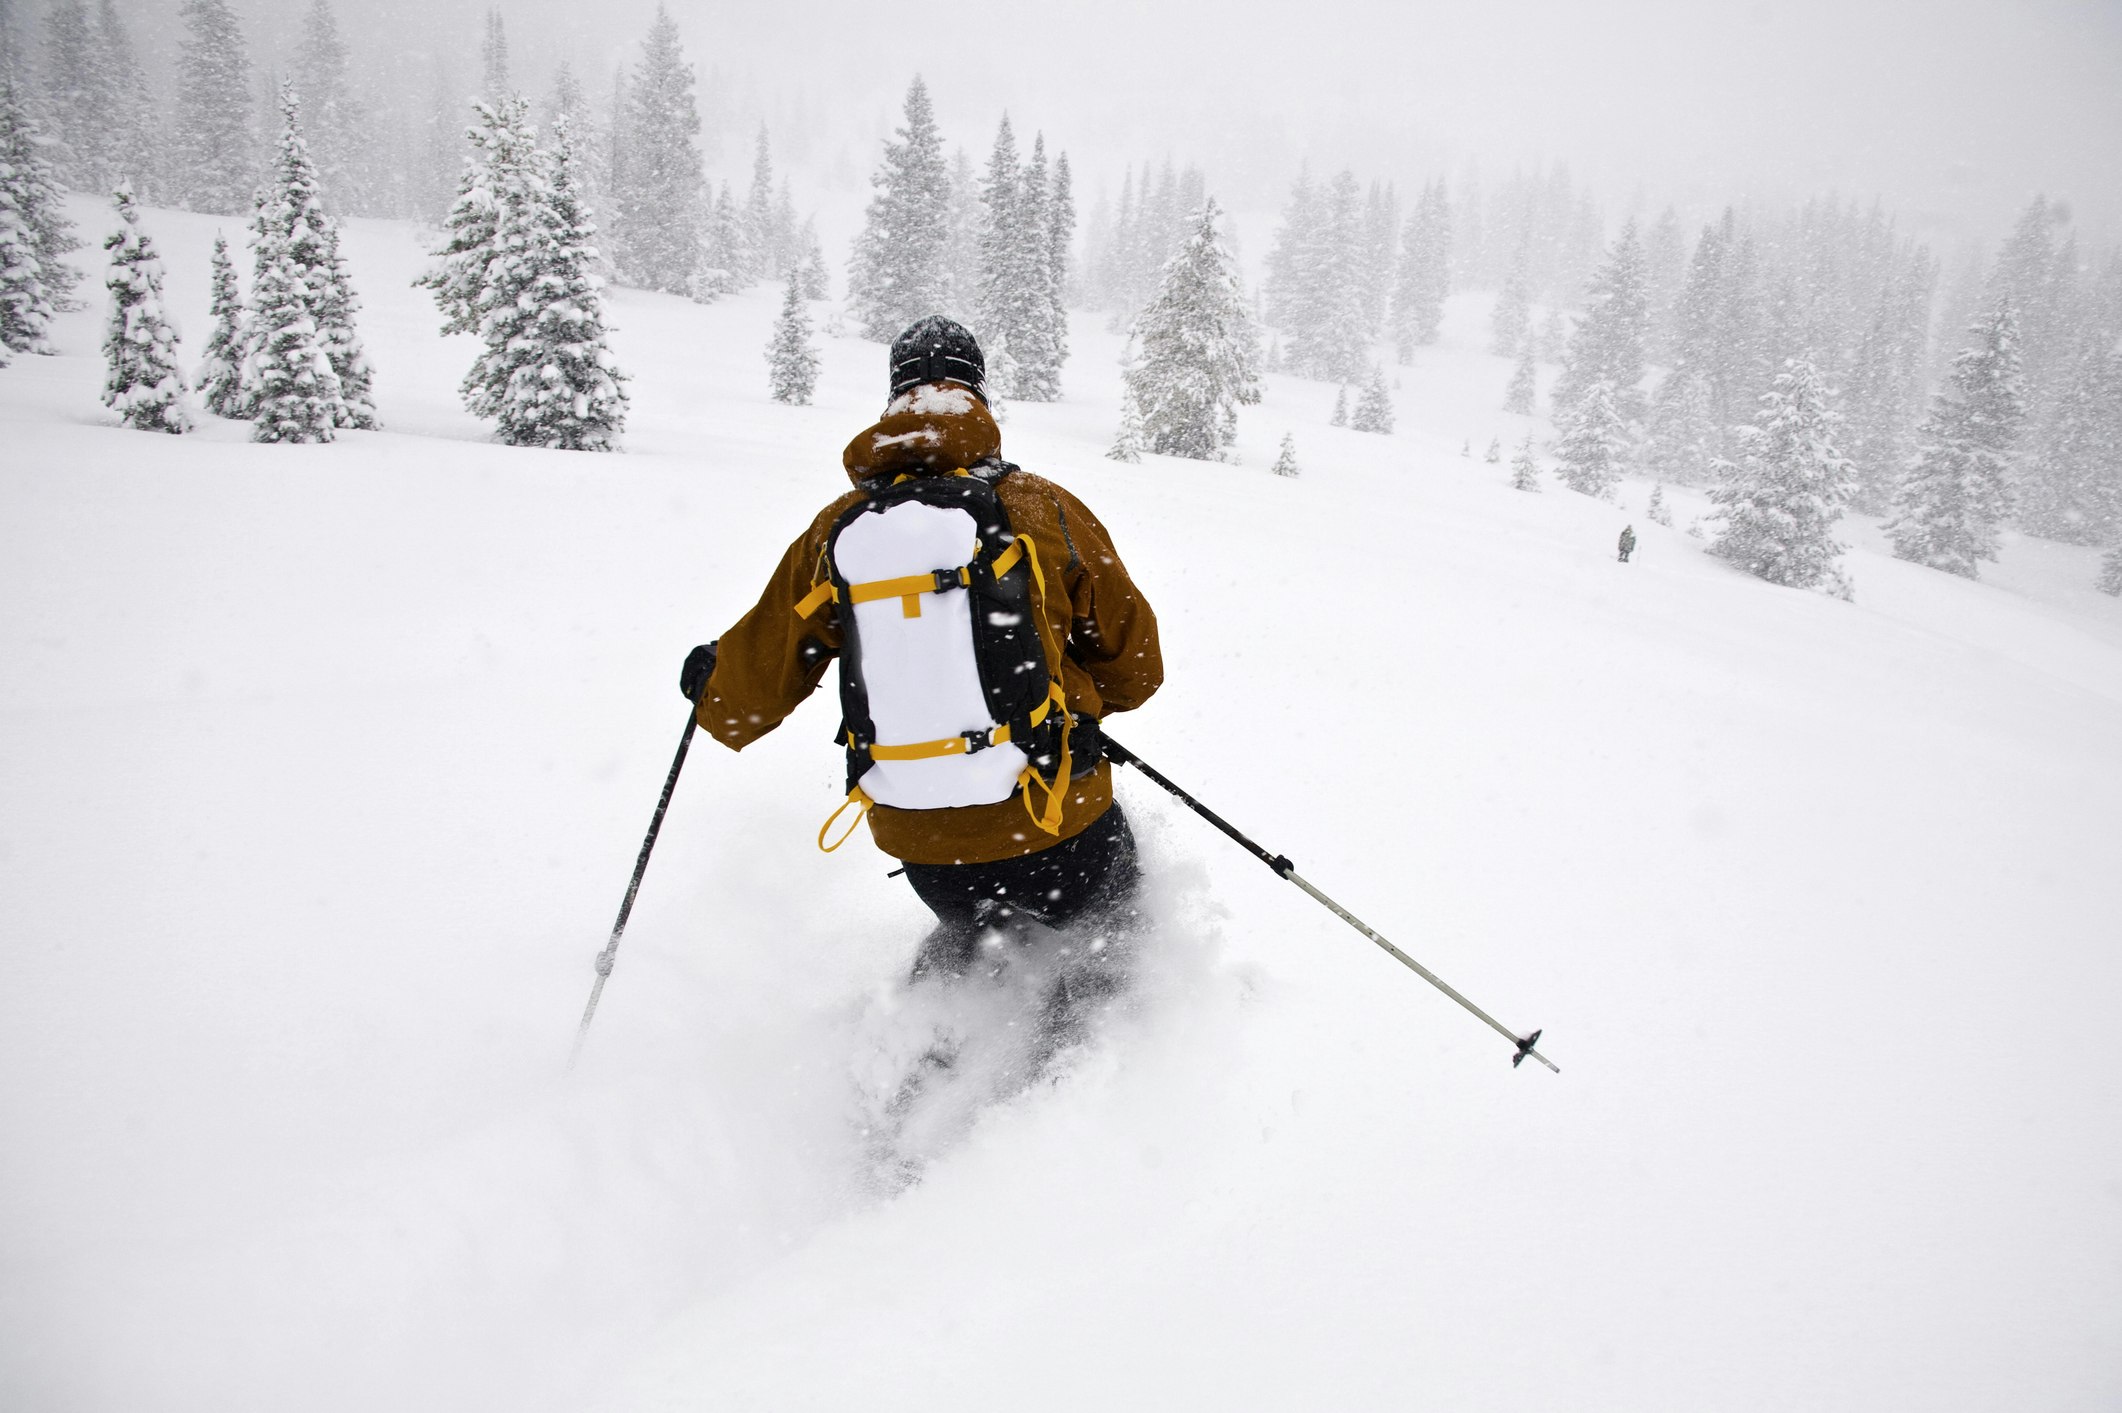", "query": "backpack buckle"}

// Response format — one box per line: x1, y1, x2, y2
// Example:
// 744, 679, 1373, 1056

960, 728, 994, 754
932, 567, 966, 593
